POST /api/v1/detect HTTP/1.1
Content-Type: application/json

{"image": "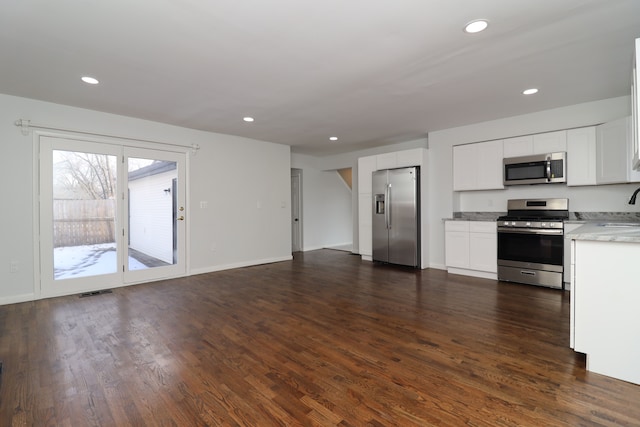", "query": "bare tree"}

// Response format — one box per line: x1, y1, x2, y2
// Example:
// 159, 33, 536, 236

53, 151, 117, 200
